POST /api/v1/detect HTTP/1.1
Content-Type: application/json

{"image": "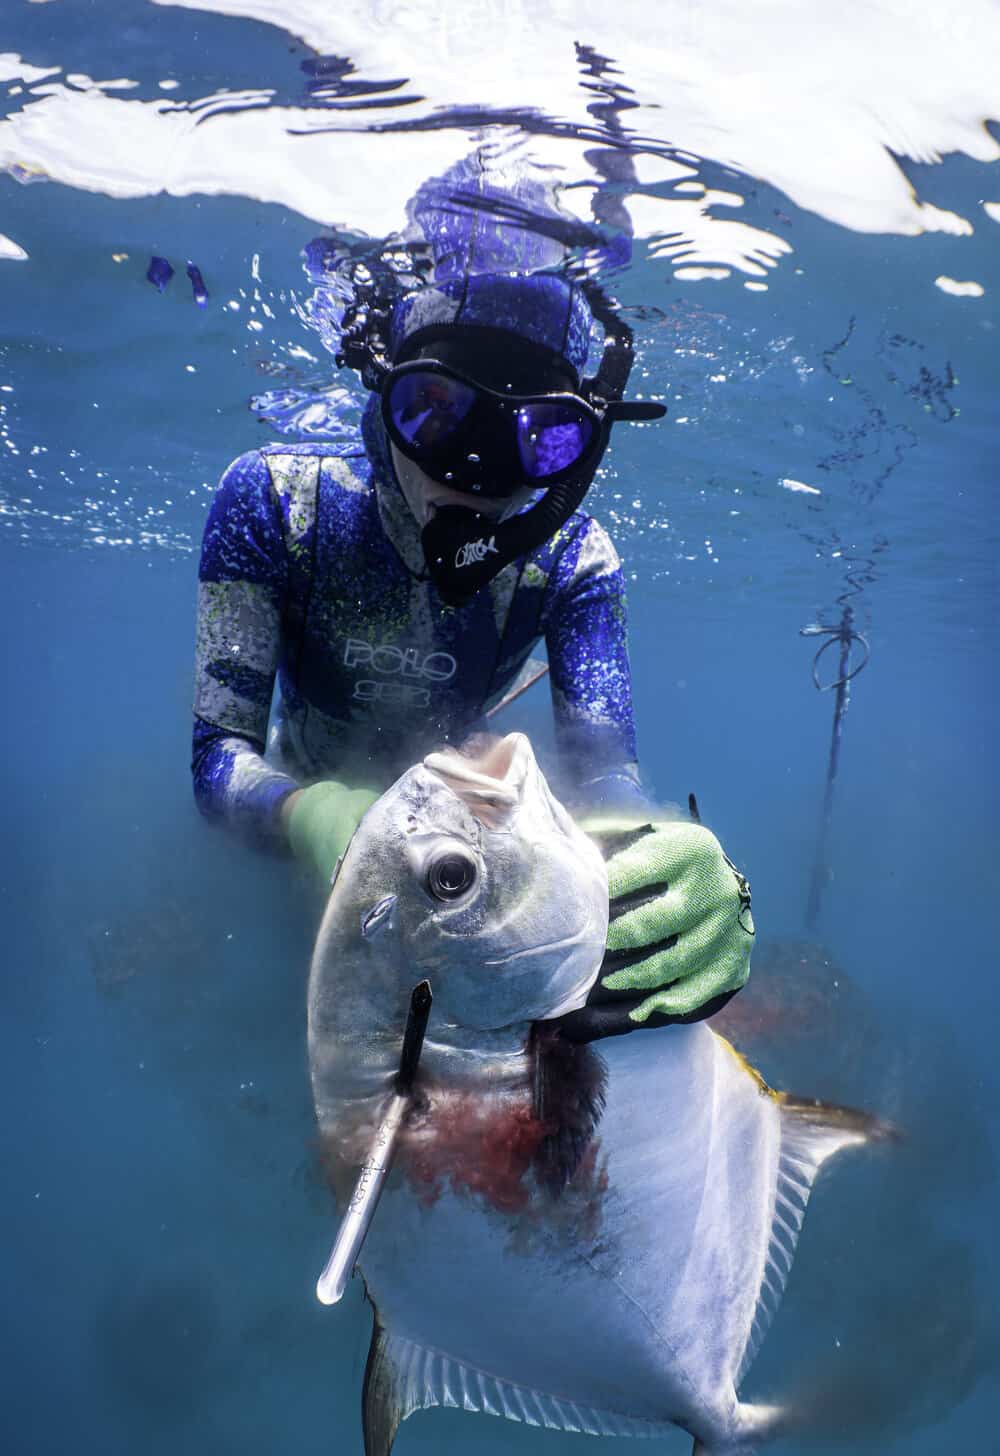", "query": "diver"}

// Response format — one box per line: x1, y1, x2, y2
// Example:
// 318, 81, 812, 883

191, 170, 753, 1042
